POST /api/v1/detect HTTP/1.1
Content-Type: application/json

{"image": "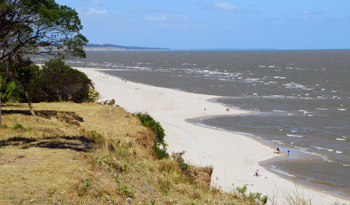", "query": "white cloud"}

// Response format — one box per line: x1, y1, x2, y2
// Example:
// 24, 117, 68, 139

194, 1, 204, 5
88, 8, 107, 15
144, 14, 170, 21
91, 0, 101, 6
129, 8, 168, 13
211, 2, 241, 12
297, 10, 323, 15
206, 2, 259, 13
143, 14, 190, 22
